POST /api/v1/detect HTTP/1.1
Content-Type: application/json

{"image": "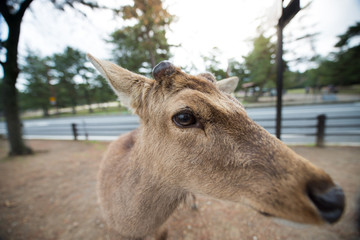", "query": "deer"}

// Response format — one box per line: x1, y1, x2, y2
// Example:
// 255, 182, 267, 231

87, 54, 345, 240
